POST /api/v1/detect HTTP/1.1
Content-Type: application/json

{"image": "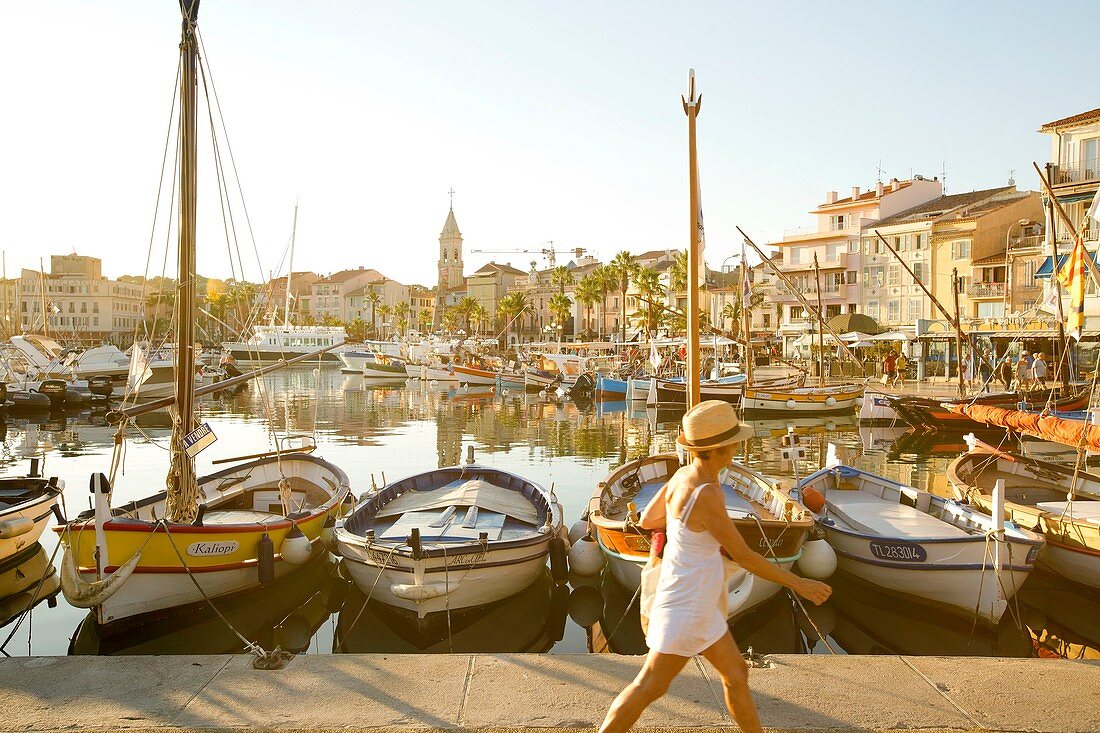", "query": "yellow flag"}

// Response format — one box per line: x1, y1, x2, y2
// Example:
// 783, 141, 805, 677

1056, 236, 1087, 340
